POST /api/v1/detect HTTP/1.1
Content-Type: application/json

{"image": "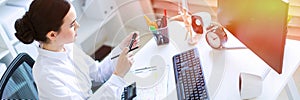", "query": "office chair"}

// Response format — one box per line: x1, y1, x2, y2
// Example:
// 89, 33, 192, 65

0, 53, 38, 99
